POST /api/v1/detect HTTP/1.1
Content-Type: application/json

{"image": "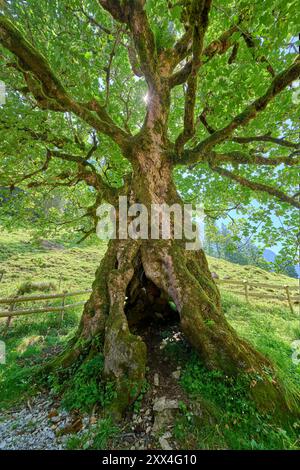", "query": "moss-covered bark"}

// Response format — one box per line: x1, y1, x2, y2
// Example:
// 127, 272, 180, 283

48, 234, 296, 418
47, 149, 297, 419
